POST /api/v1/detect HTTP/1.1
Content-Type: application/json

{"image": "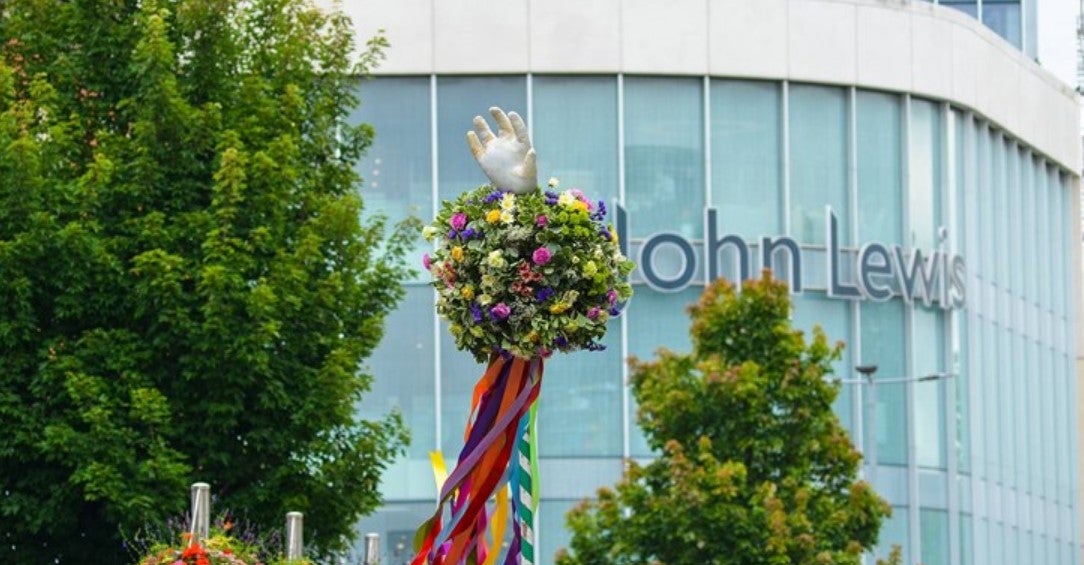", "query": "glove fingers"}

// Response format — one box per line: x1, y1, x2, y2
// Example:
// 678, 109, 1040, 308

508, 112, 531, 148
491, 107, 514, 139
473, 116, 495, 145
467, 131, 485, 159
